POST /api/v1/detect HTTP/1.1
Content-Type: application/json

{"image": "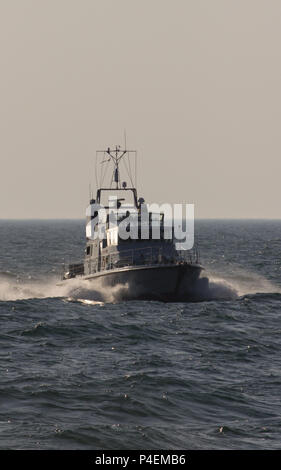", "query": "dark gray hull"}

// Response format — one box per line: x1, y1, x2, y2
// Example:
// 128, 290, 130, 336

82, 263, 204, 301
